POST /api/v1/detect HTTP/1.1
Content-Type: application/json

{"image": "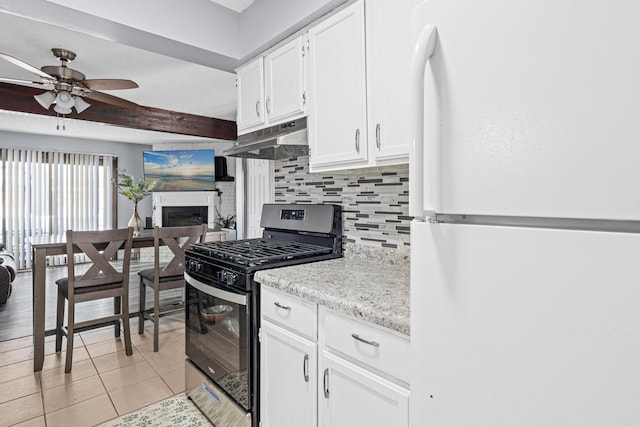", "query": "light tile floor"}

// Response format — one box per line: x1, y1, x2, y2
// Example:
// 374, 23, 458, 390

0, 313, 188, 427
